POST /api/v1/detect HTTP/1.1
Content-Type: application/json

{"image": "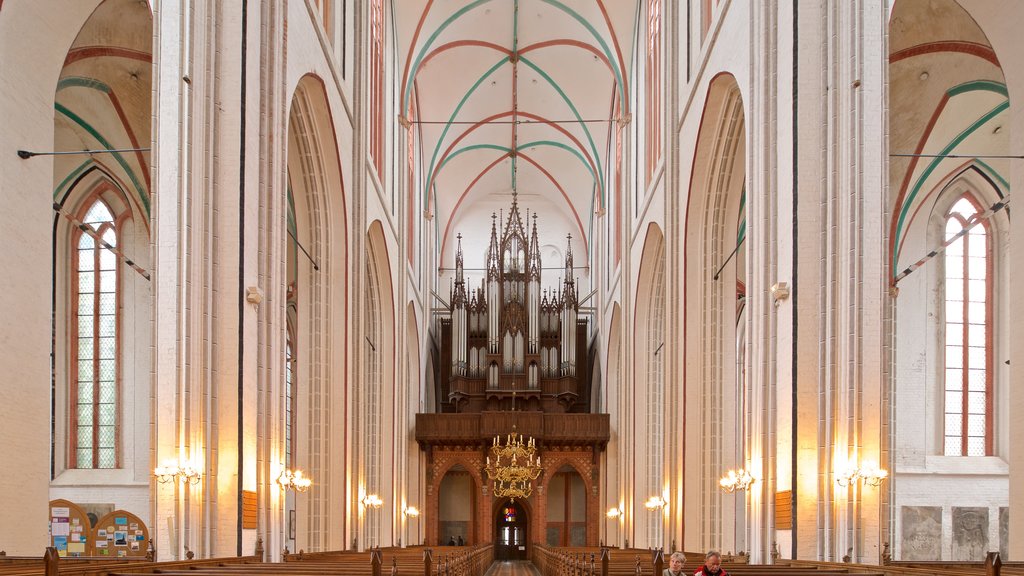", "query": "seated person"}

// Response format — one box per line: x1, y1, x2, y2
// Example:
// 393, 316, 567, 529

694, 550, 727, 576
663, 552, 687, 576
